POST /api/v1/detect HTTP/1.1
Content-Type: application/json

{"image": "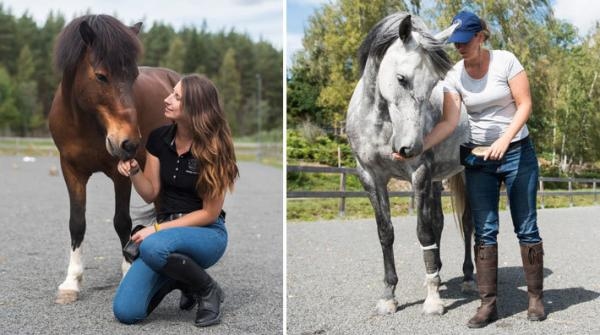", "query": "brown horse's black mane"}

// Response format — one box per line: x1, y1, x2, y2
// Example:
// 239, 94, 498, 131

54, 14, 142, 83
